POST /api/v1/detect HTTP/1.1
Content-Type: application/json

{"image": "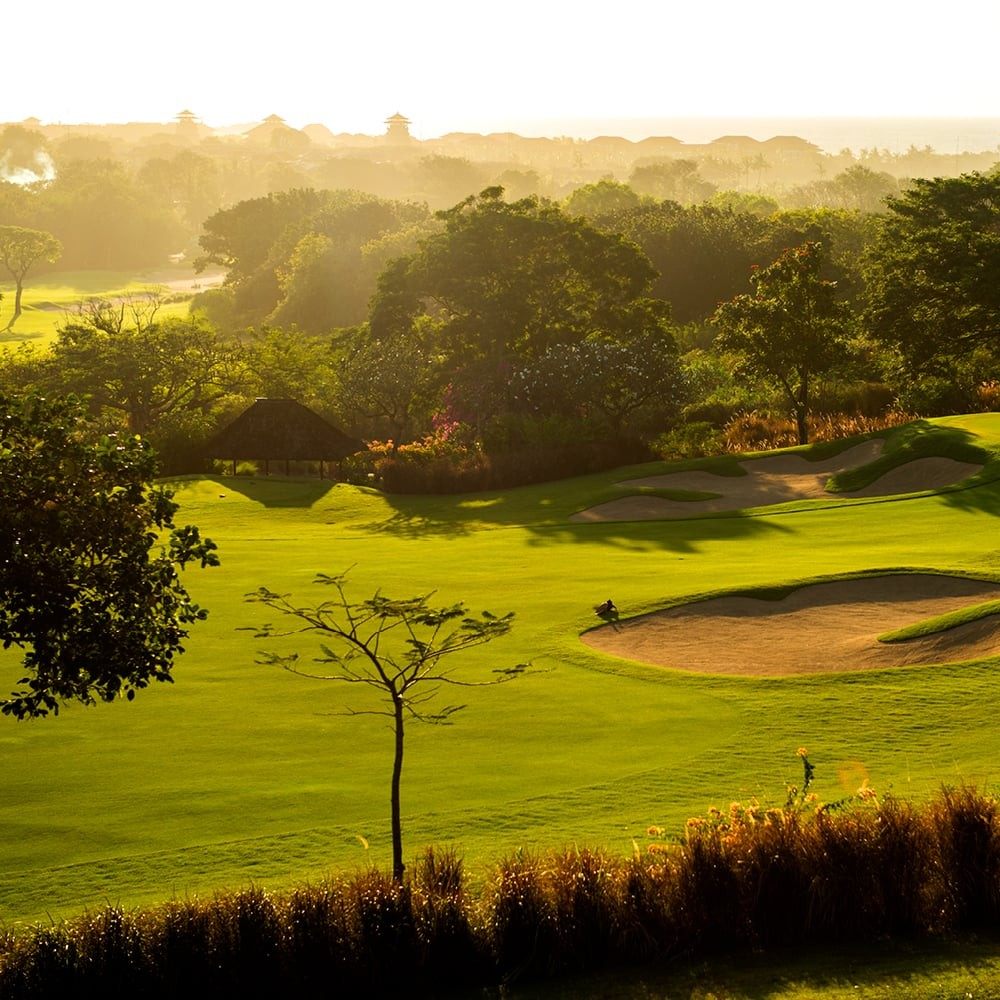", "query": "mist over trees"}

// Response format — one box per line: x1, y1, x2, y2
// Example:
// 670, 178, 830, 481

196, 188, 431, 331
1, 114, 996, 277
1, 105, 998, 486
